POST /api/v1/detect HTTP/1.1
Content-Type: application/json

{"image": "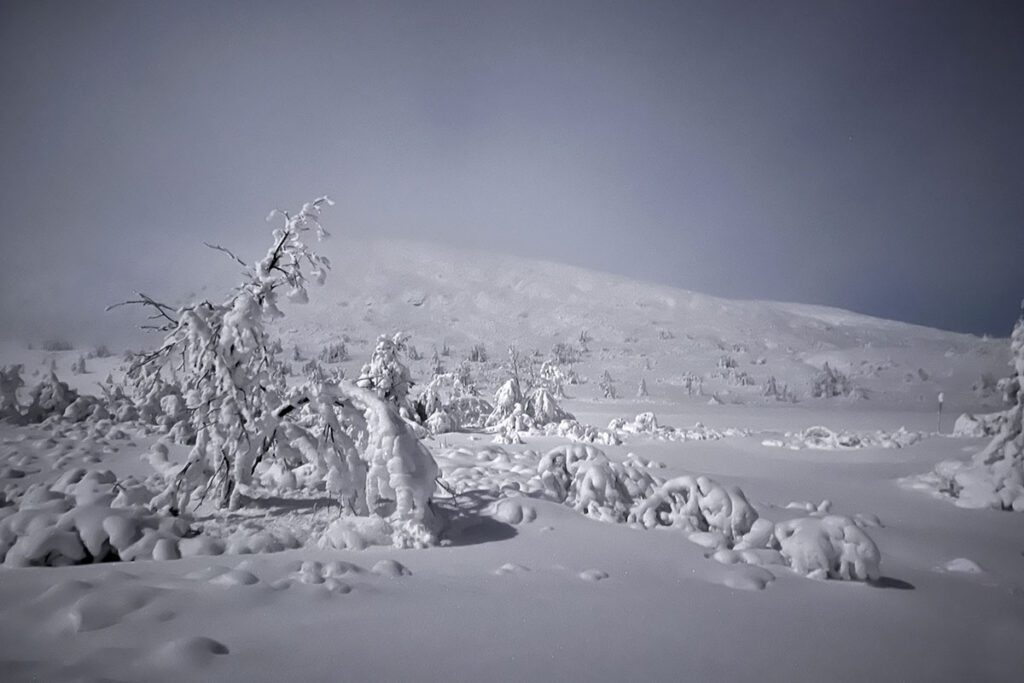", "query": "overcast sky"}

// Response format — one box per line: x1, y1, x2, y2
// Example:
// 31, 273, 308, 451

1, 0, 1021, 341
